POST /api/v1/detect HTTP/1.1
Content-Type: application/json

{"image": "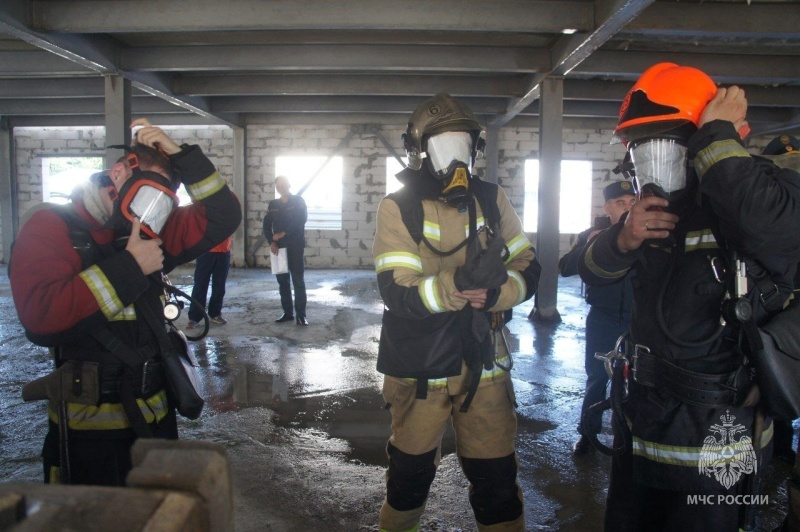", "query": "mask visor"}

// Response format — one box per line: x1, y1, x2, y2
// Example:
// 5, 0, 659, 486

425, 131, 473, 178
630, 138, 688, 195
121, 180, 178, 239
